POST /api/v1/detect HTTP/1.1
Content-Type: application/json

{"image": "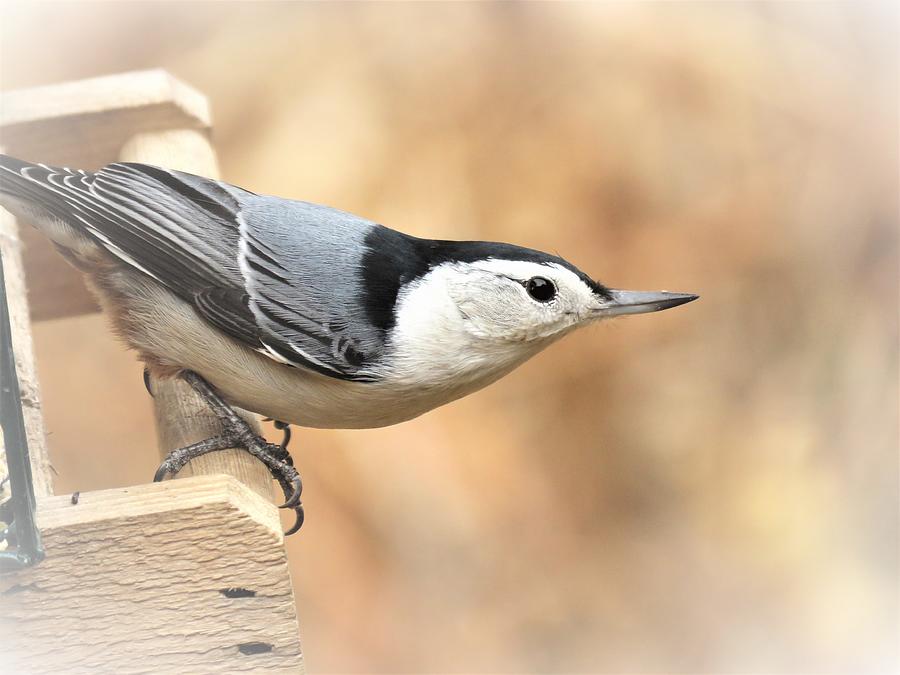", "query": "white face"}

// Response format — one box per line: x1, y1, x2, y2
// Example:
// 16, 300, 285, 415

387, 256, 695, 390
443, 258, 604, 342
386, 258, 606, 388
